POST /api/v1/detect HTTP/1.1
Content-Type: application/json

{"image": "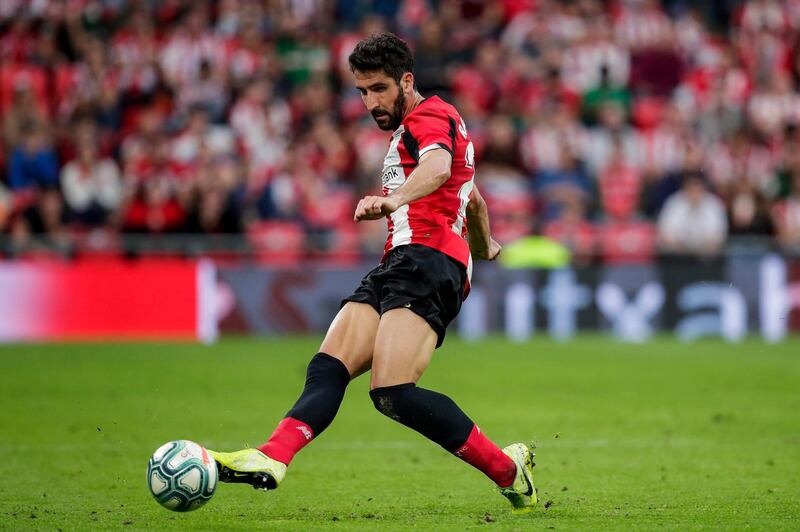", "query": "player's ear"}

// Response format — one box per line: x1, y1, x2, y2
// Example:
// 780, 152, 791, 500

401, 72, 414, 94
